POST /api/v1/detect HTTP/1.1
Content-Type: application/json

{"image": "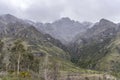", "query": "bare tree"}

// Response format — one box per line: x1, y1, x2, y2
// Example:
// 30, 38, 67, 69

44, 55, 49, 80
66, 74, 71, 80
11, 40, 26, 75
53, 63, 59, 80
